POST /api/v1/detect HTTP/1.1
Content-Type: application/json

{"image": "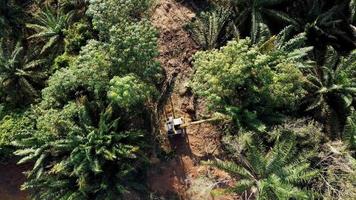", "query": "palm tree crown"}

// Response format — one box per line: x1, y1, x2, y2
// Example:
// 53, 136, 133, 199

14, 105, 149, 200
305, 47, 356, 136
27, 7, 73, 54
231, 0, 296, 43
206, 133, 318, 199
0, 42, 46, 104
